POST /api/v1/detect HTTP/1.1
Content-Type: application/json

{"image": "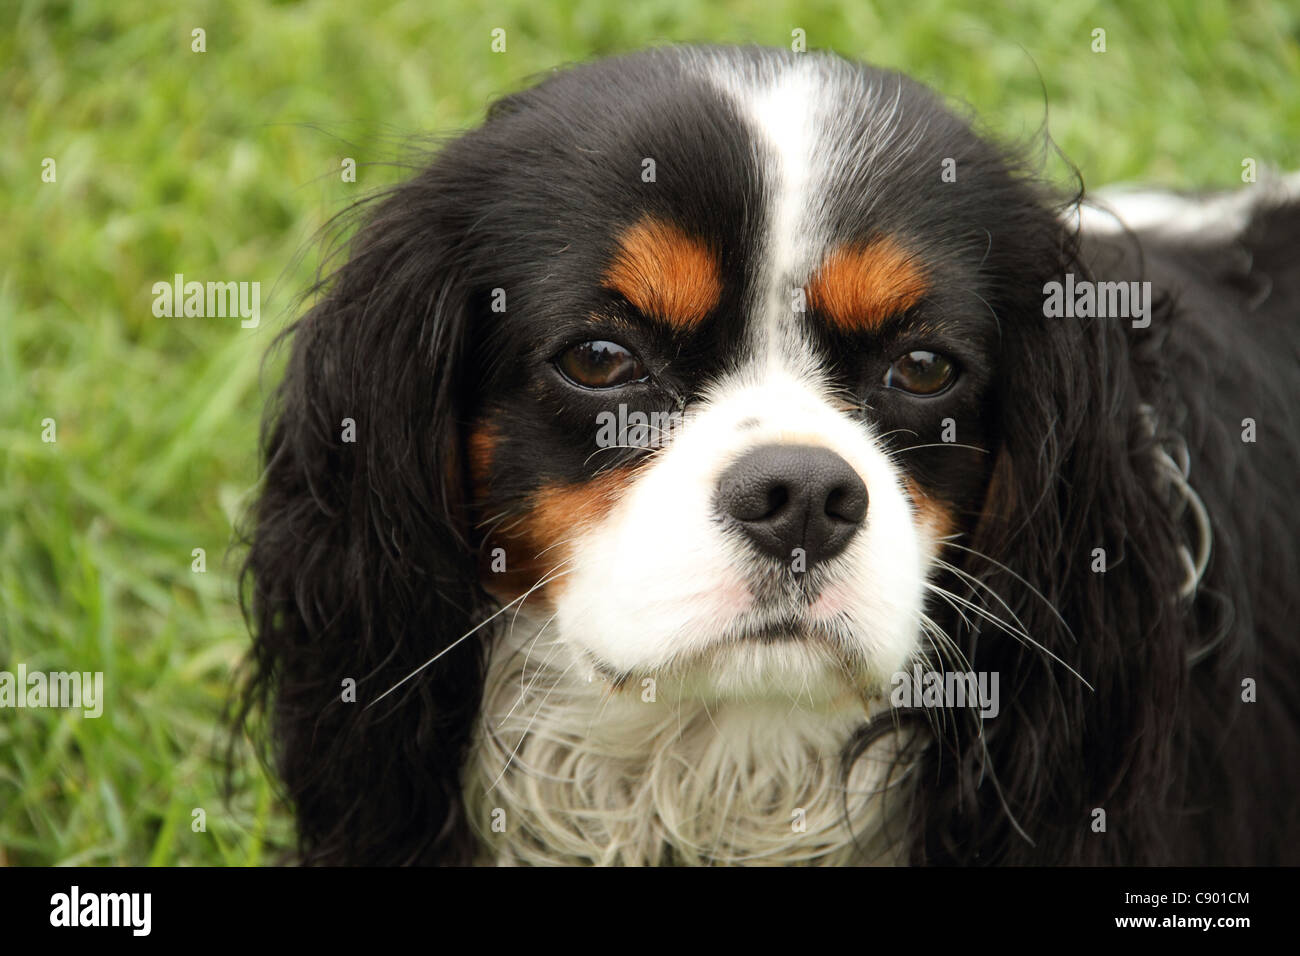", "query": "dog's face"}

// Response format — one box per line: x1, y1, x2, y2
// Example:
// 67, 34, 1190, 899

456, 48, 1057, 707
